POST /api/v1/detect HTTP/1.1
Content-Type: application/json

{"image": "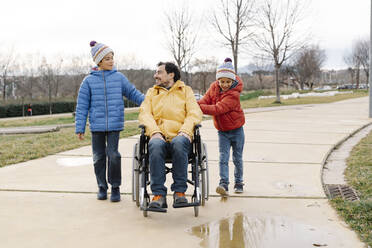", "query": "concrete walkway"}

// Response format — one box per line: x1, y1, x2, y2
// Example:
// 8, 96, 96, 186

0, 97, 370, 248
